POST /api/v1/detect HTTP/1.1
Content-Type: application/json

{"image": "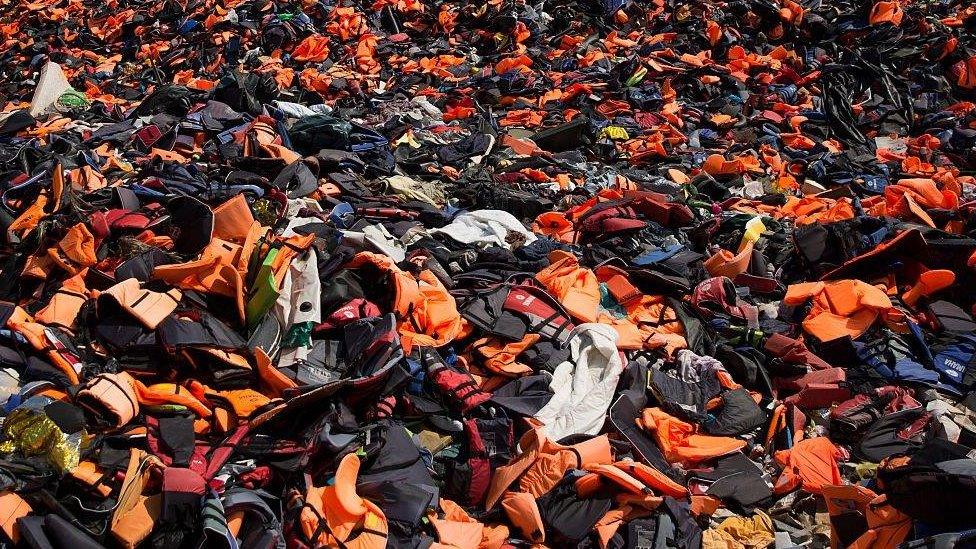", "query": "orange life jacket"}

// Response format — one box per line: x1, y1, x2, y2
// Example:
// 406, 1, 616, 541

783, 279, 893, 342
484, 419, 613, 509
774, 437, 842, 495
345, 252, 462, 352
637, 407, 745, 466
300, 453, 389, 549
